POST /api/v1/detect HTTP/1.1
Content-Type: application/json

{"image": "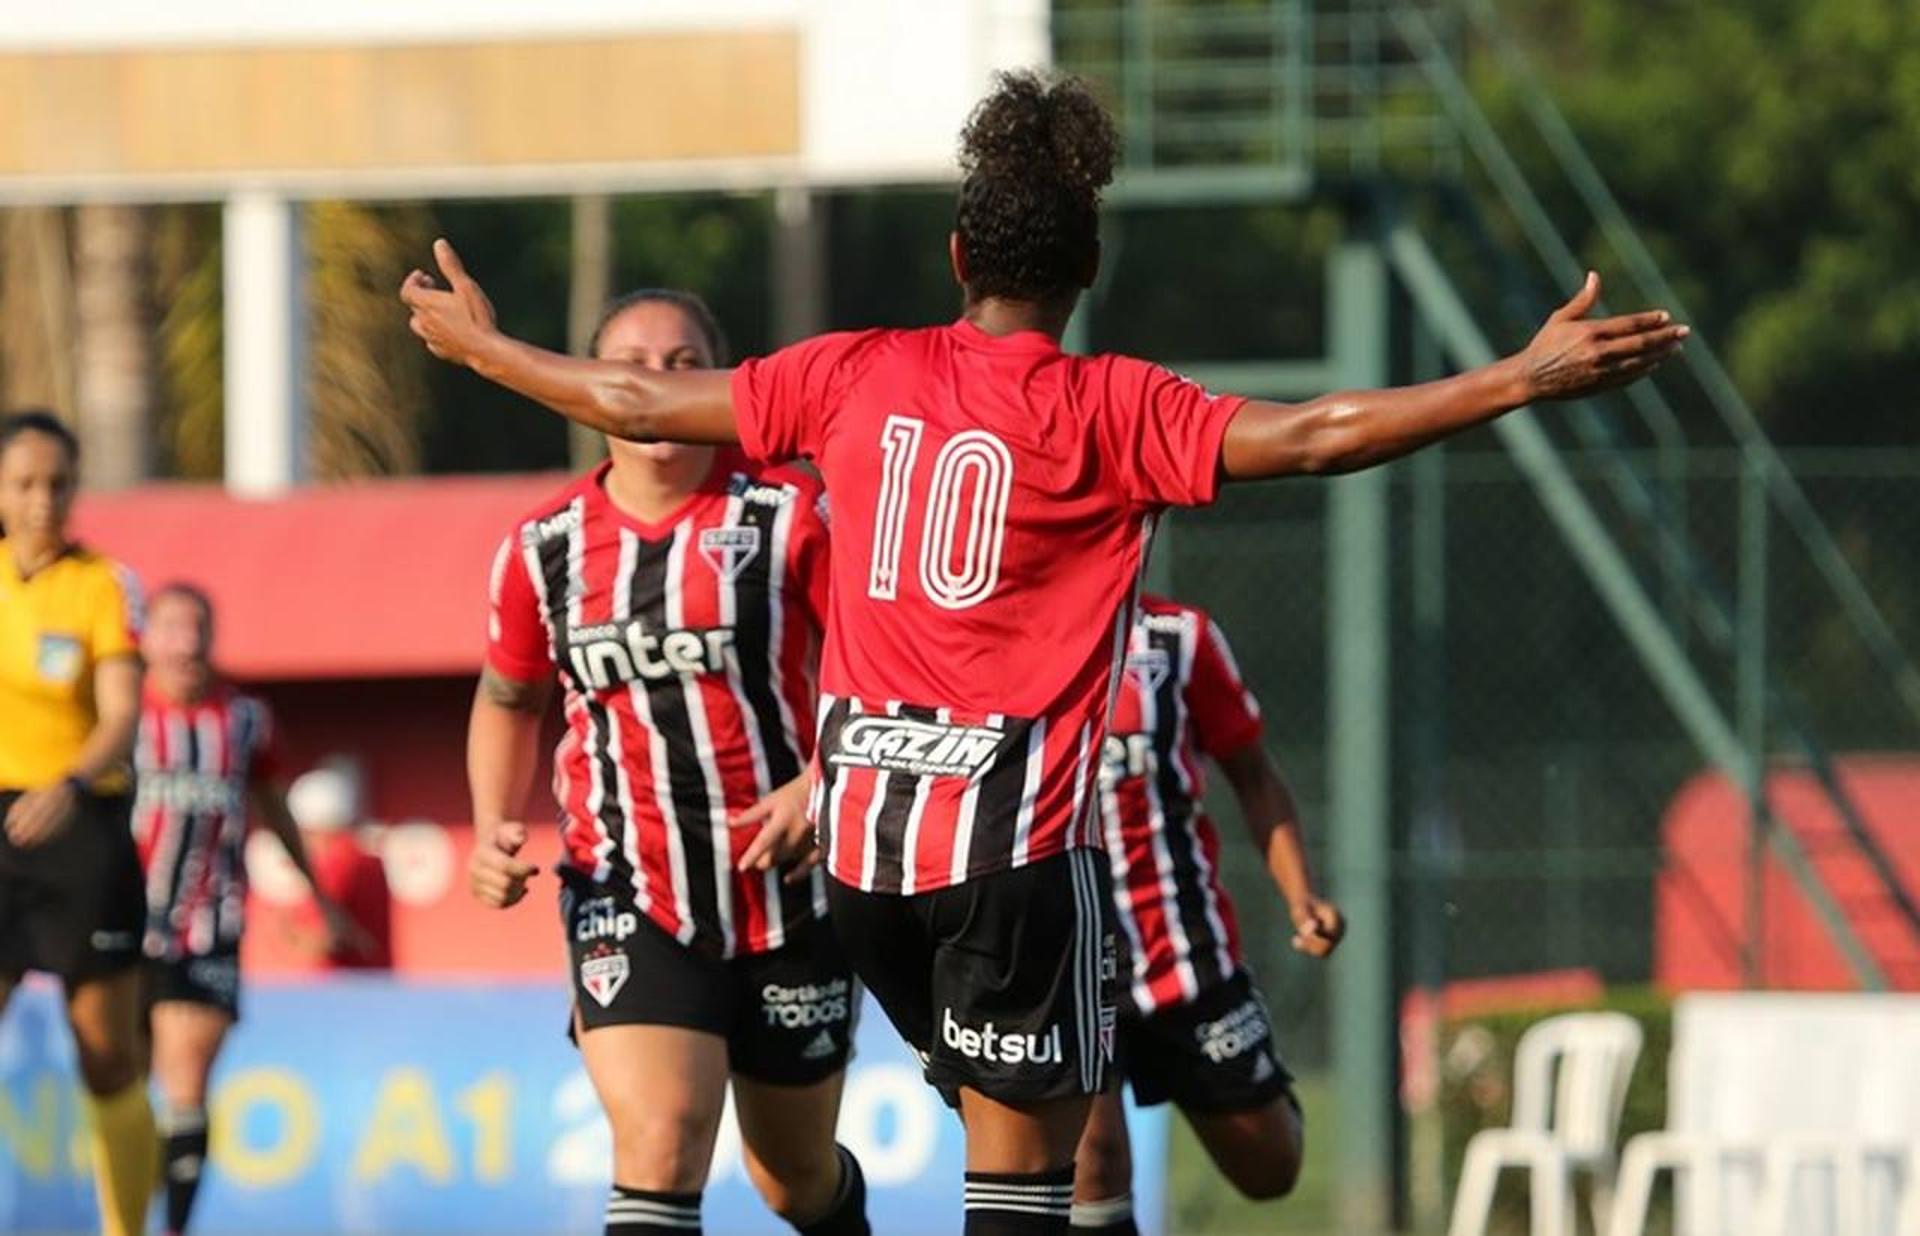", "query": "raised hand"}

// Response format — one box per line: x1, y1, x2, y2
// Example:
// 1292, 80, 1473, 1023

400, 238, 499, 367
1520, 271, 1689, 401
